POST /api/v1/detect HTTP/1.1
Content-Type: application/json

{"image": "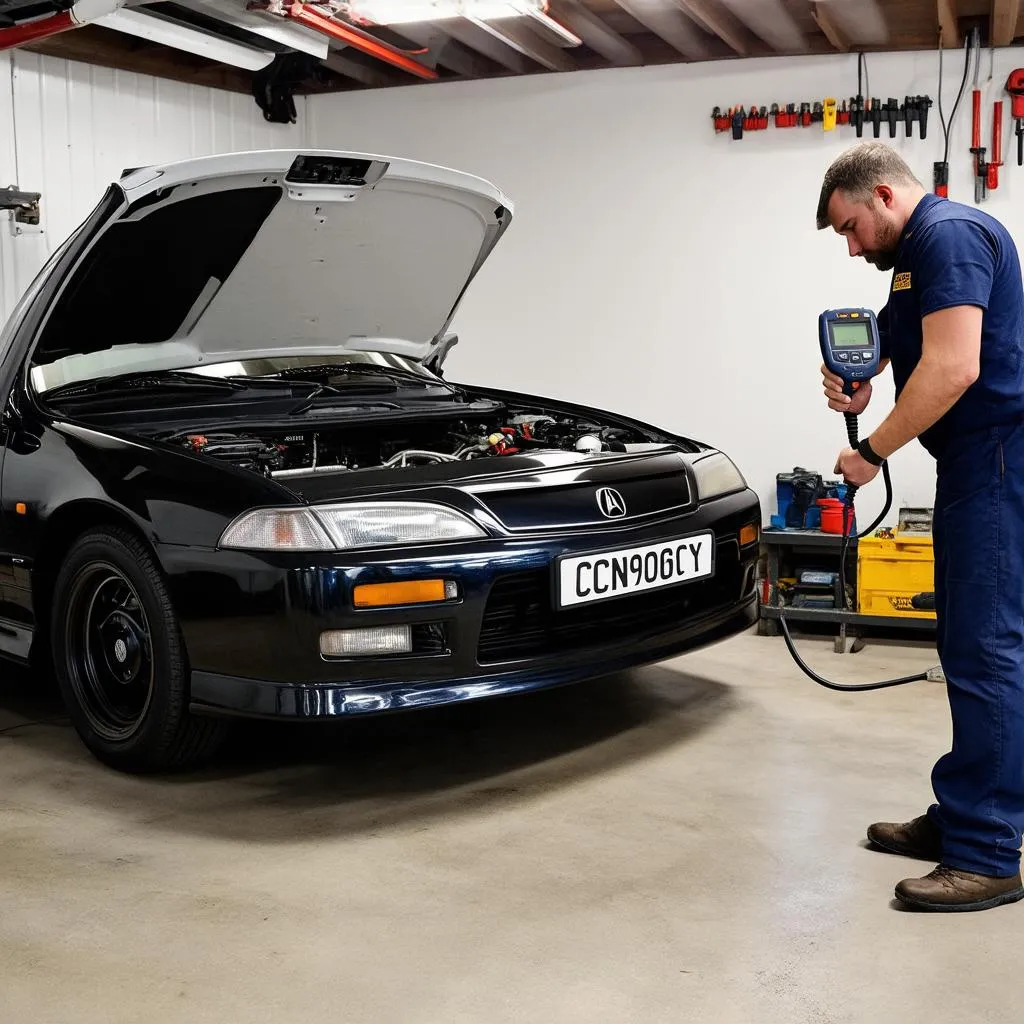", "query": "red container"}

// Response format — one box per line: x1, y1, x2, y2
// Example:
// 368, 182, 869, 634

818, 497, 854, 535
